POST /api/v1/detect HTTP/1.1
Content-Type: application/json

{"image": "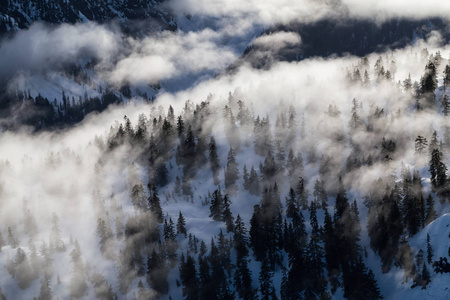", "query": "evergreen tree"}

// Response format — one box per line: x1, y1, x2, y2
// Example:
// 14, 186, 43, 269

275, 140, 285, 175
427, 234, 433, 264
38, 275, 52, 300
209, 236, 233, 300
224, 147, 239, 192
420, 60, 438, 108
222, 195, 234, 232
209, 136, 221, 185
259, 258, 276, 300
403, 73, 412, 91
349, 98, 363, 130
250, 185, 283, 264
15, 248, 34, 289
421, 263, 430, 288
234, 256, 254, 300
296, 177, 308, 210
313, 178, 328, 209
8, 227, 18, 249
198, 256, 214, 300
286, 188, 299, 219
148, 184, 163, 223
181, 125, 197, 178
177, 211, 187, 237
96, 217, 113, 255
233, 215, 249, 261
376, 190, 402, 271
177, 115, 185, 138
415, 136, 428, 154
164, 218, 176, 241
305, 201, 326, 297
180, 254, 200, 300
210, 188, 224, 222
155, 161, 169, 187
443, 94, 450, 117
69, 241, 87, 298
323, 209, 339, 281
248, 166, 261, 196
147, 247, 169, 296
260, 149, 277, 182
425, 194, 437, 225
130, 183, 146, 209
444, 64, 450, 91
402, 169, 424, 235
429, 148, 447, 190
92, 273, 115, 300
243, 164, 250, 190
